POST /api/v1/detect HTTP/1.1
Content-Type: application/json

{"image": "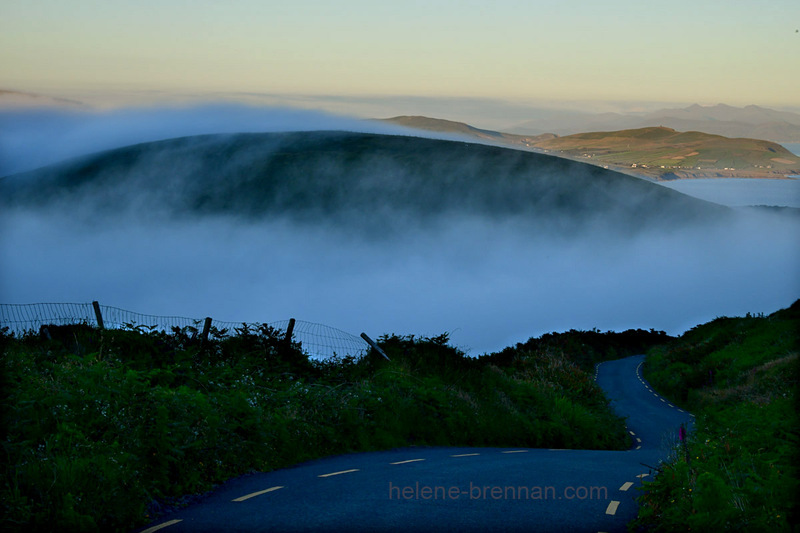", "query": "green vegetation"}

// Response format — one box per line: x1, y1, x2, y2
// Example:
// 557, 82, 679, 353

0, 131, 728, 236
486, 327, 671, 371
0, 323, 661, 532
378, 115, 553, 147
379, 115, 799, 180
531, 127, 799, 180
633, 300, 799, 531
